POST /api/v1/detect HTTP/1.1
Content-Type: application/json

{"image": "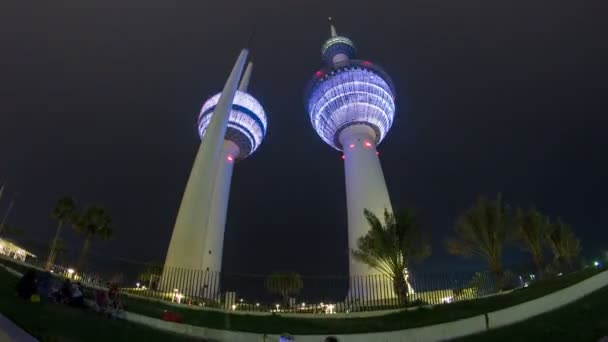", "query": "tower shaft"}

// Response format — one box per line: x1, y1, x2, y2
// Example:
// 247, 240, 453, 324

340, 124, 394, 298
201, 140, 239, 274
163, 50, 248, 293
